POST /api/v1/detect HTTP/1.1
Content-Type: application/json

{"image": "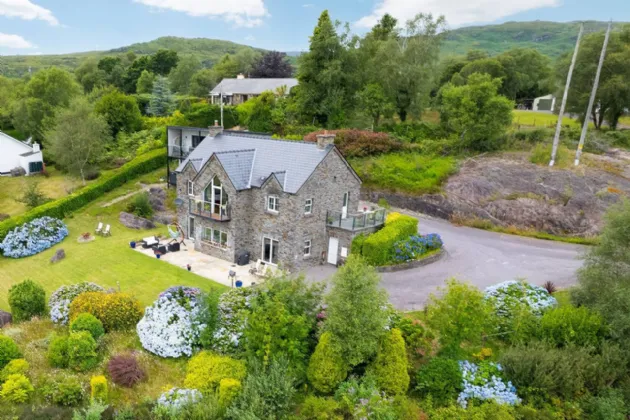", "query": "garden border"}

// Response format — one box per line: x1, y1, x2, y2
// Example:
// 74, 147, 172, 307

375, 248, 445, 273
